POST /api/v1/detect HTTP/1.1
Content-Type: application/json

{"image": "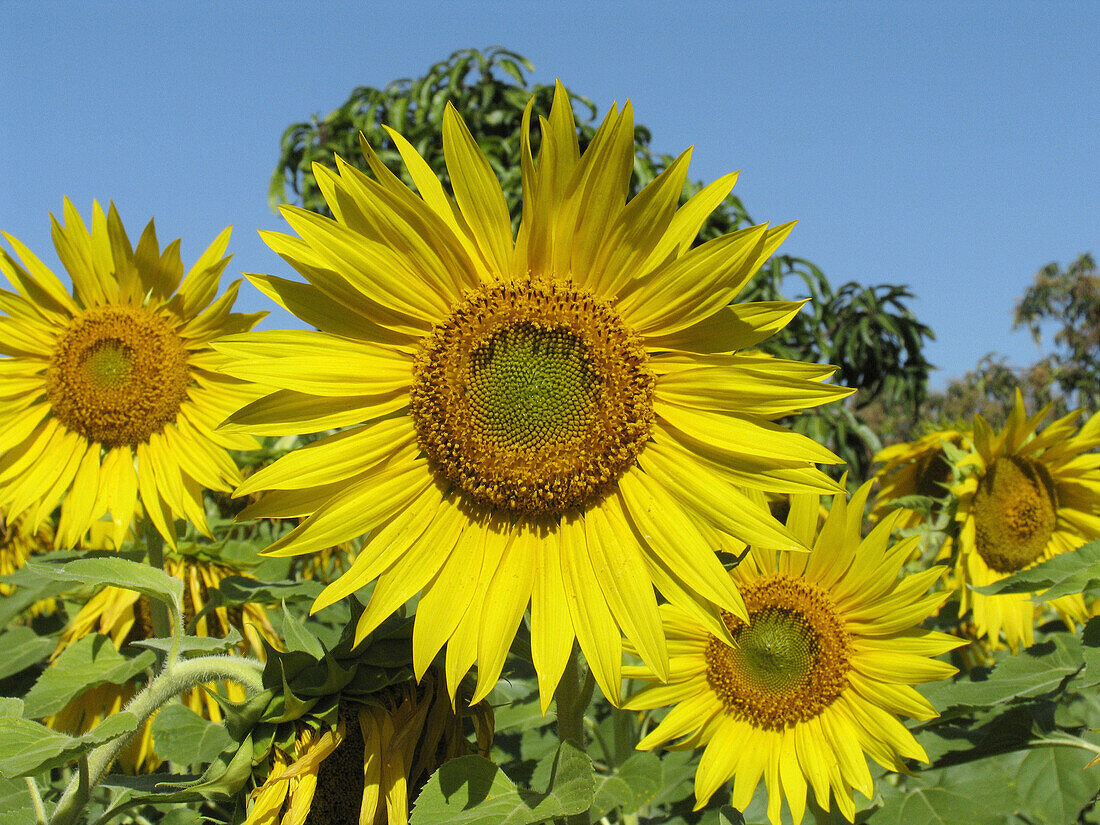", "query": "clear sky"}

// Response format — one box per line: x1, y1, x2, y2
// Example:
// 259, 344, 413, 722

2, 1, 1096, 391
